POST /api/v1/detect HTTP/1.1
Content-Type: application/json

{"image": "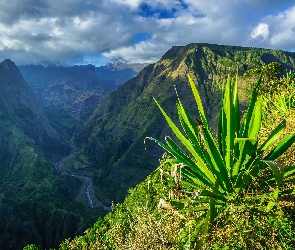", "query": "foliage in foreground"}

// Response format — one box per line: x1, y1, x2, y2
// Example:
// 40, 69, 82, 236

59, 169, 186, 249
147, 73, 295, 247
54, 72, 295, 250
58, 163, 295, 249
